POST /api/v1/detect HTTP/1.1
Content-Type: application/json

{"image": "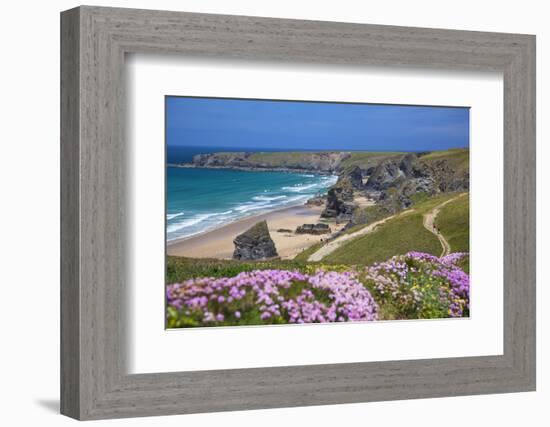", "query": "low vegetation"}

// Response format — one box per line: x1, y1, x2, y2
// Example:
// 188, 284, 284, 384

167, 256, 309, 283
322, 193, 461, 265
166, 252, 470, 327
435, 195, 470, 253
293, 242, 324, 262
419, 148, 469, 174
347, 204, 394, 234
169, 149, 471, 328
339, 151, 403, 171
247, 151, 323, 165
324, 214, 441, 265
